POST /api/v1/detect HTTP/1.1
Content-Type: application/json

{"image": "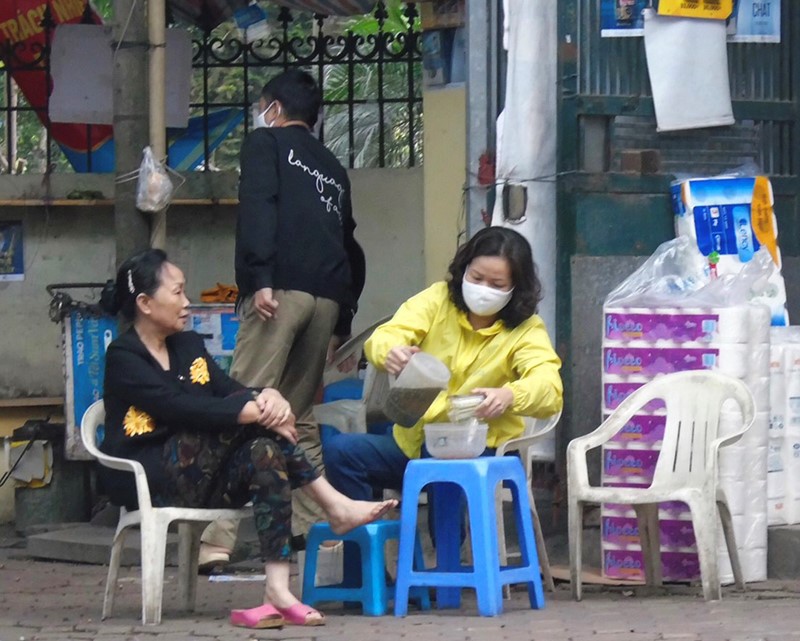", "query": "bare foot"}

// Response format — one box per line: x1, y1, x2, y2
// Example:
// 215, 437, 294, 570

328, 498, 398, 535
